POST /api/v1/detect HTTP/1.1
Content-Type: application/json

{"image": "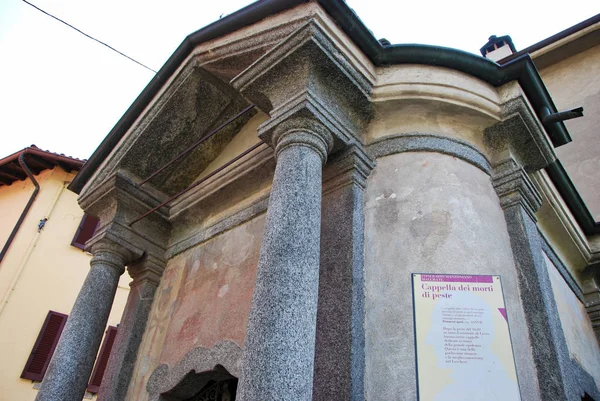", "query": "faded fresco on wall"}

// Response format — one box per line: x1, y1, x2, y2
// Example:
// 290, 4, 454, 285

544, 253, 600, 385
160, 216, 264, 365
127, 215, 265, 400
